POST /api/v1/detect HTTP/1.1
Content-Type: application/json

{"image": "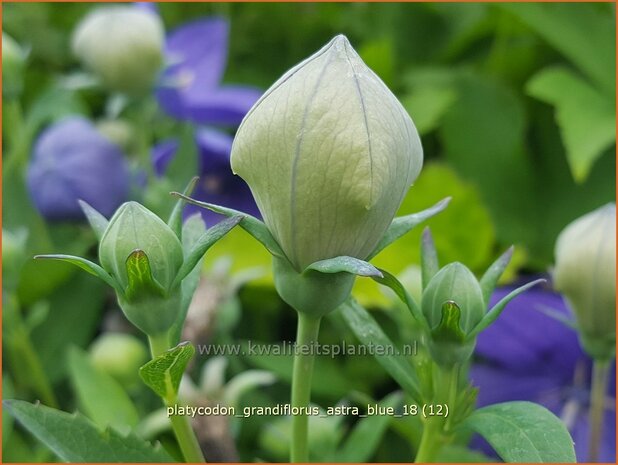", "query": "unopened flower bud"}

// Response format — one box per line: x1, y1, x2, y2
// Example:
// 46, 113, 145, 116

553, 203, 616, 360
421, 263, 485, 366
89, 333, 148, 389
72, 6, 164, 95
231, 35, 423, 271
